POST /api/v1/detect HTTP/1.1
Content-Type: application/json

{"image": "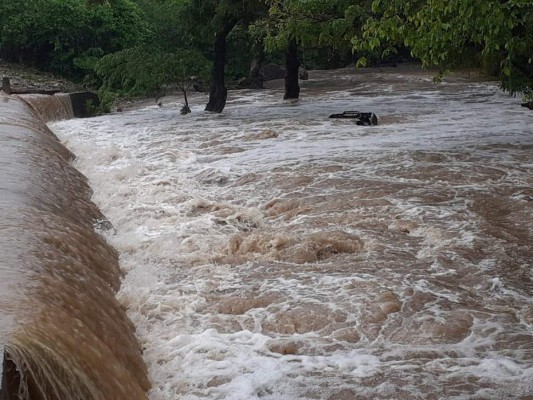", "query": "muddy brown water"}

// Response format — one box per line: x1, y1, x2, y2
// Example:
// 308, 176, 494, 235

20, 67, 533, 399
0, 93, 149, 399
